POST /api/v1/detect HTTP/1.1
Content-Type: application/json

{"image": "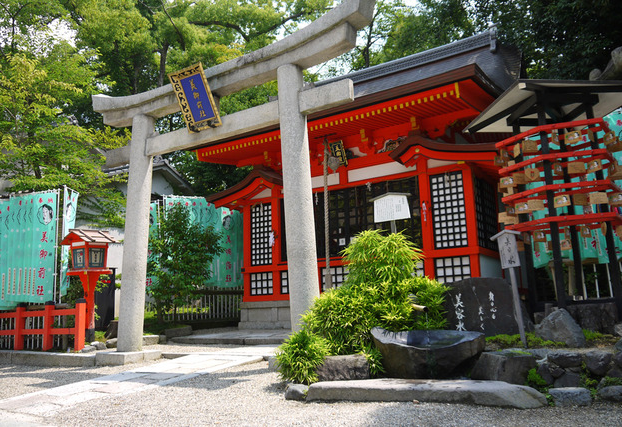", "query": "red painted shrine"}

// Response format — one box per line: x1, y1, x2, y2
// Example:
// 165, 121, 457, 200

198, 30, 524, 327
